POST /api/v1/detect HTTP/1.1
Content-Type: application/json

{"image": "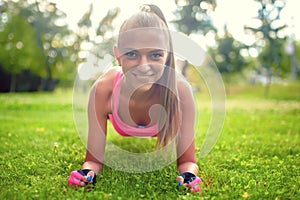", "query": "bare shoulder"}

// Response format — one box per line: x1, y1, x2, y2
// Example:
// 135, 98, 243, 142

90, 67, 121, 114
93, 67, 120, 94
